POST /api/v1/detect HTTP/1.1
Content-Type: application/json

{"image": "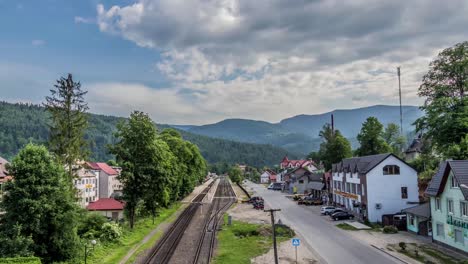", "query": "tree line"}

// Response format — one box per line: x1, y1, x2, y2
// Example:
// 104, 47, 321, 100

0, 74, 207, 263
